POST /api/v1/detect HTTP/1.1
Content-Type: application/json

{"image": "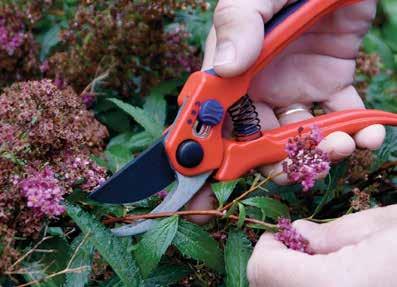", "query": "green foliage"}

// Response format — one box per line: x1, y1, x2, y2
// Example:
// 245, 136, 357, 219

225, 230, 253, 287
143, 265, 191, 287
108, 98, 163, 139
212, 180, 239, 207
242, 197, 290, 220
66, 203, 142, 287
65, 235, 94, 287
135, 216, 179, 277
173, 220, 224, 274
